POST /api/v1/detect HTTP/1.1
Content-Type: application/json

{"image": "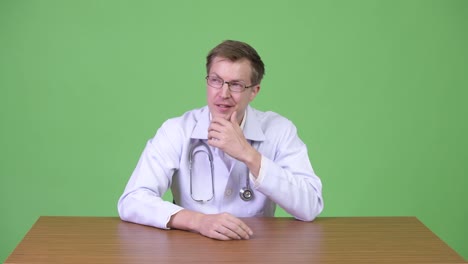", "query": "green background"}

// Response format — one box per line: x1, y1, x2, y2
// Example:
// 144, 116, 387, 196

1, 0, 467, 262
